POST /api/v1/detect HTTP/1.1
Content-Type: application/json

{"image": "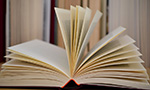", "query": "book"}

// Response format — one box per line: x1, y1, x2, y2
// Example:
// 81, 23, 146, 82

0, 0, 6, 62
43, 0, 51, 43
0, 6, 150, 89
109, 0, 150, 68
88, 0, 101, 50
50, 0, 55, 44
5, 0, 10, 62
10, 0, 44, 46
